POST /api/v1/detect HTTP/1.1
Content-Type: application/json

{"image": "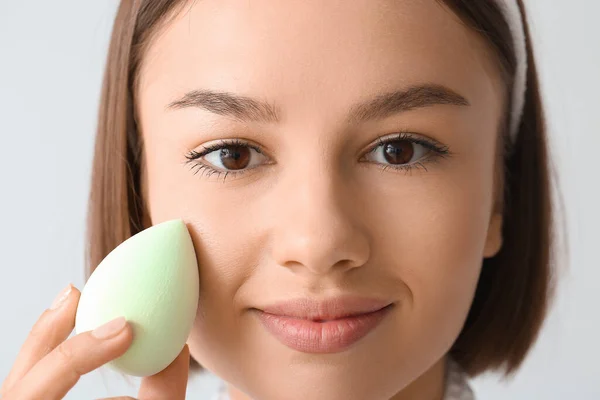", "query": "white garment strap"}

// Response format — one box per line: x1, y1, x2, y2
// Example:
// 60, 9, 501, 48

494, 0, 528, 143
